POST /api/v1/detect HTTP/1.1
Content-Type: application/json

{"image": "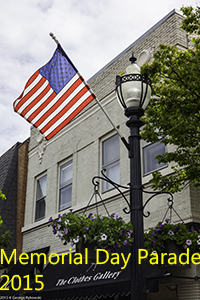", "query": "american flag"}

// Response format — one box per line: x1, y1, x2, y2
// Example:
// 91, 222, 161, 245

13, 44, 96, 140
